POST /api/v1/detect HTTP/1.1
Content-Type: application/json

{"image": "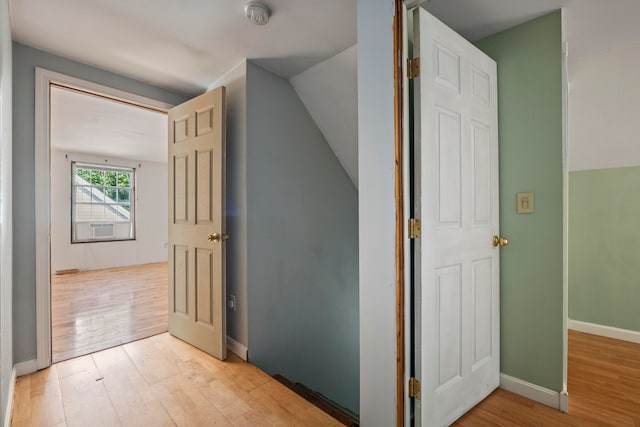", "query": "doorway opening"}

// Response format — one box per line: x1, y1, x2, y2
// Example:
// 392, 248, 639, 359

34, 68, 175, 367
49, 83, 170, 363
